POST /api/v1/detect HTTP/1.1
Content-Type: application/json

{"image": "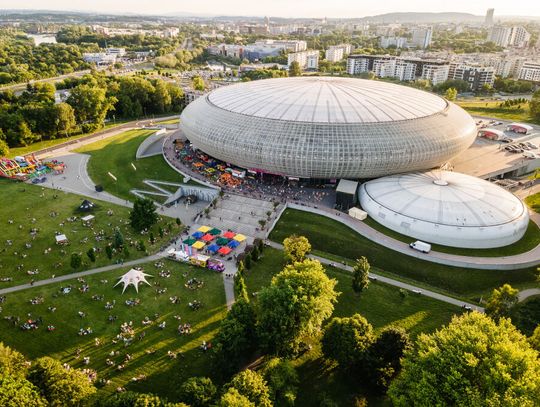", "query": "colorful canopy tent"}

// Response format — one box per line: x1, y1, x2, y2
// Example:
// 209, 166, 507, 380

192, 241, 206, 250
197, 225, 211, 233
233, 234, 247, 242
201, 234, 215, 242
192, 231, 204, 239
216, 237, 229, 246
227, 240, 240, 249
223, 231, 236, 239
183, 237, 196, 246
218, 246, 232, 256
208, 228, 222, 236
114, 268, 152, 294
207, 244, 220, 254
